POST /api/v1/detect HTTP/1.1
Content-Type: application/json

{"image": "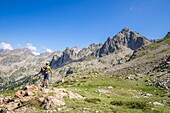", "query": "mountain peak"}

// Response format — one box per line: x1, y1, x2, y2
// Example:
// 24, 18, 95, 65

166, 32, 170, 37
121, 27, 130, 32
94, 28, 151, 57
119, 27, 141, 36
